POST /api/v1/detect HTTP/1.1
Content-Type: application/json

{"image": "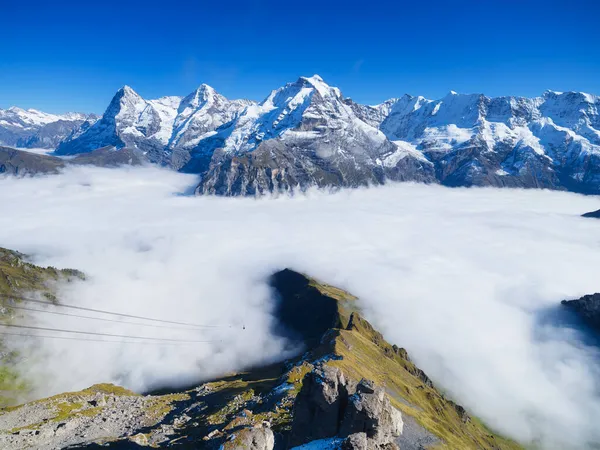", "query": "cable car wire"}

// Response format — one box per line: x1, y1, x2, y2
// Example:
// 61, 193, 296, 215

0, 322, 219, 343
